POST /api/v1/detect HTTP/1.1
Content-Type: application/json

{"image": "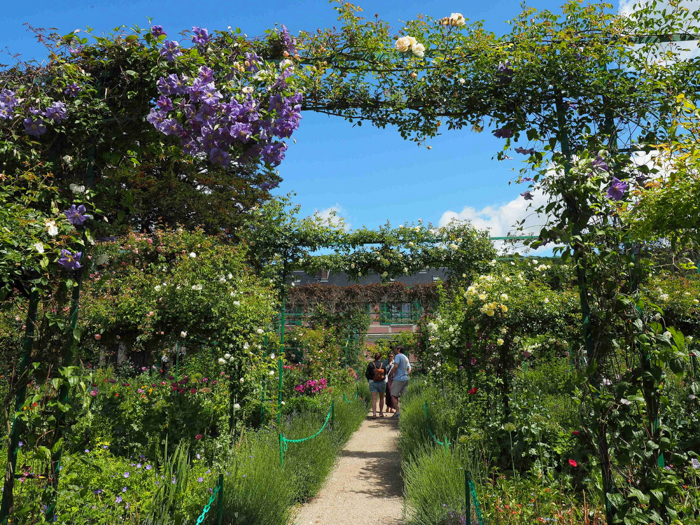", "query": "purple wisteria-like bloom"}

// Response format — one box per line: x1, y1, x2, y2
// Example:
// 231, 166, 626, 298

191, 27, 210, 46
64, 83, 82, 97
514, 147, 535, 155
606, 178, 628, 201
0, 89, 19, 119
160, 40, 182, 62
592, 156, 610, 172
23, 117, 47, 137
493, 127, 514, 139
57, 250, 82, 271
64, 204, 92, 226
520, 191, 534, 201
279, 25, 296, 54
45, 101, 68, 123
151, 25, 166, 38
